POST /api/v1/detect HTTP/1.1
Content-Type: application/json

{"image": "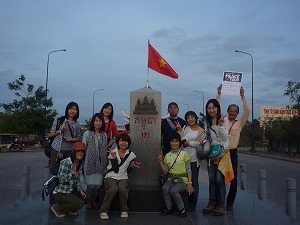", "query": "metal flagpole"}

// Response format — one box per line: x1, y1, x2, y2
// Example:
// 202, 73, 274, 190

146, 67, 150, 88
146, 40, 150, 88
